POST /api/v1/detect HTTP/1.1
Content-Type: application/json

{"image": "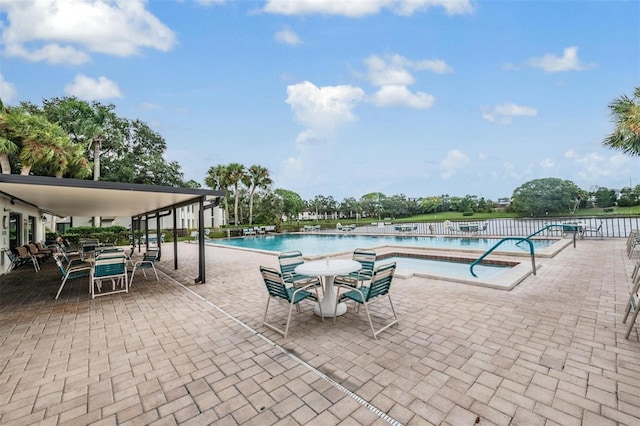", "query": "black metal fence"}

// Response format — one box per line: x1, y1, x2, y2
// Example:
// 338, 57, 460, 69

356, 216, 640, 238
